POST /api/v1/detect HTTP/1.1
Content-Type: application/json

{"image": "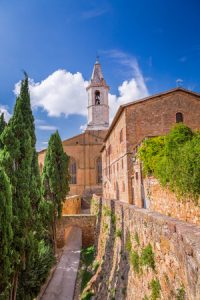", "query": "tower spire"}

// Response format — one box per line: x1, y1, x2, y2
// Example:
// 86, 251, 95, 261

86, 60, 109, 131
